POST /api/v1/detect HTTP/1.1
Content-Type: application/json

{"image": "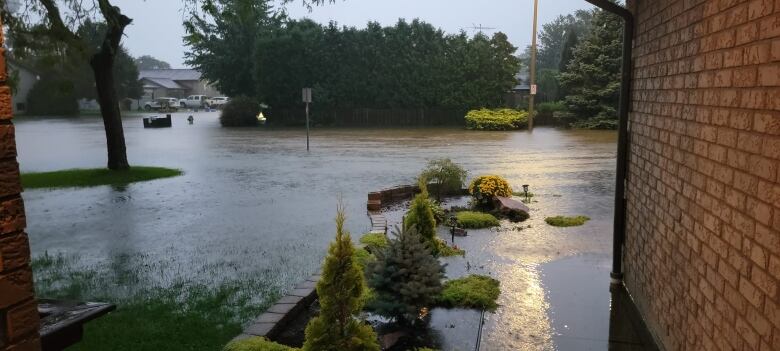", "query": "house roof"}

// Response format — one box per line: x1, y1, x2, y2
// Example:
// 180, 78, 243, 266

143, 77, 184, 89
138, 69, 202, 81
